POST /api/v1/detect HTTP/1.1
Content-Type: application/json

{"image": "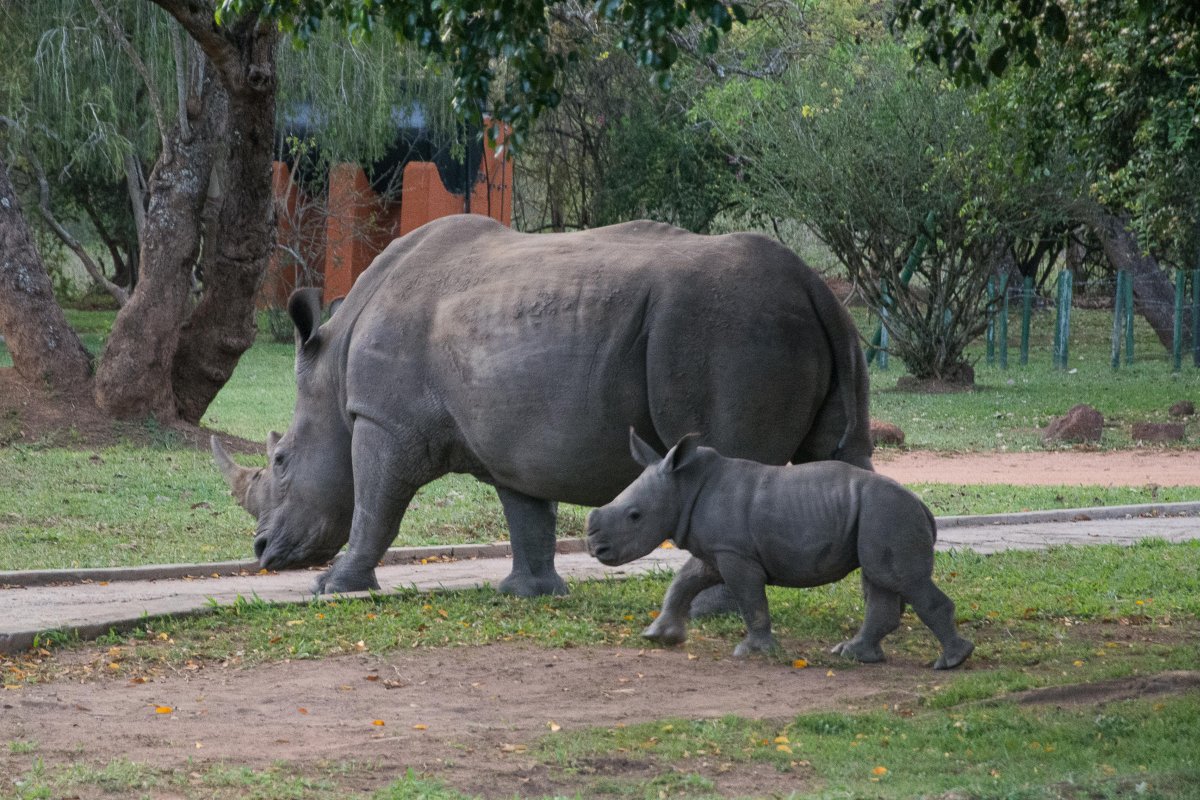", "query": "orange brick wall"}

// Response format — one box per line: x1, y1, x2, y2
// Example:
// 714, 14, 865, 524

262, 128, 513, 308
